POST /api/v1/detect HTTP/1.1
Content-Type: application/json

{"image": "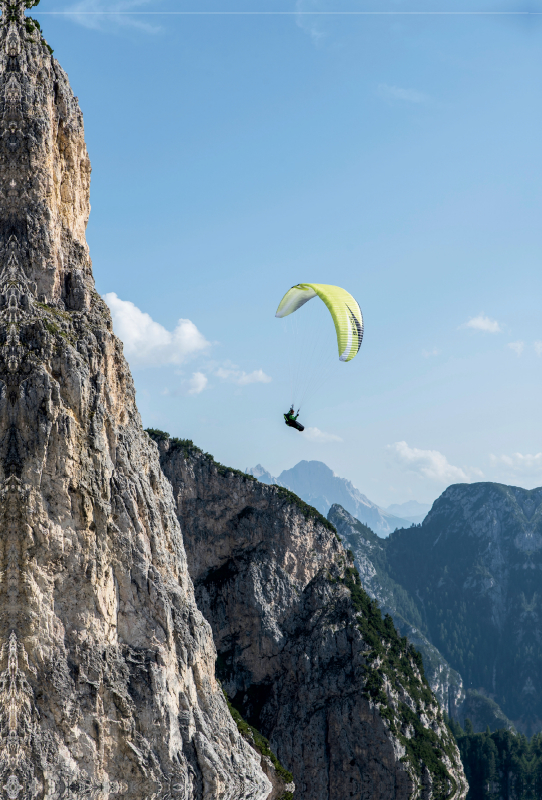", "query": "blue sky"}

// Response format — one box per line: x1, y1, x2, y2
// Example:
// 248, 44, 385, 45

34, 0, 542, 507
